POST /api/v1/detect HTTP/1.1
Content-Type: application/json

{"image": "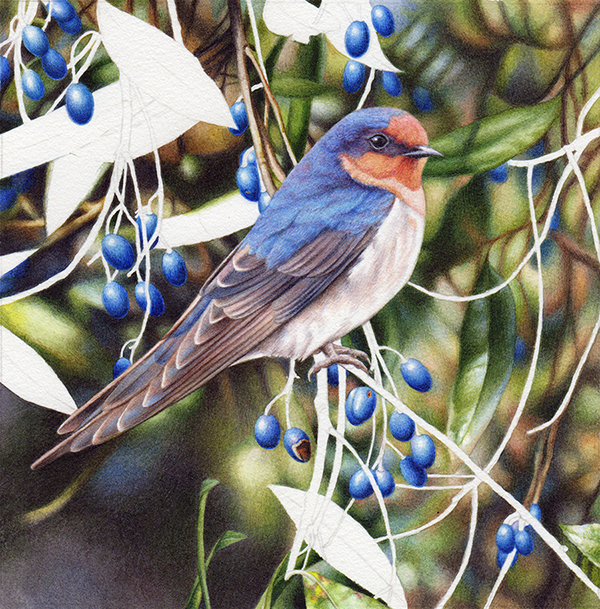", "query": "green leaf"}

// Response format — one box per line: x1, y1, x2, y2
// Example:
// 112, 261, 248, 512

304, 572, 388, 609
562, 524, 600, 569
271, 77, 331, 98
448, 263, 516, 450
205, 531, 247, 569
423, 175, 490, 274
255, 553, 291, 609
424, 96, 561, 177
